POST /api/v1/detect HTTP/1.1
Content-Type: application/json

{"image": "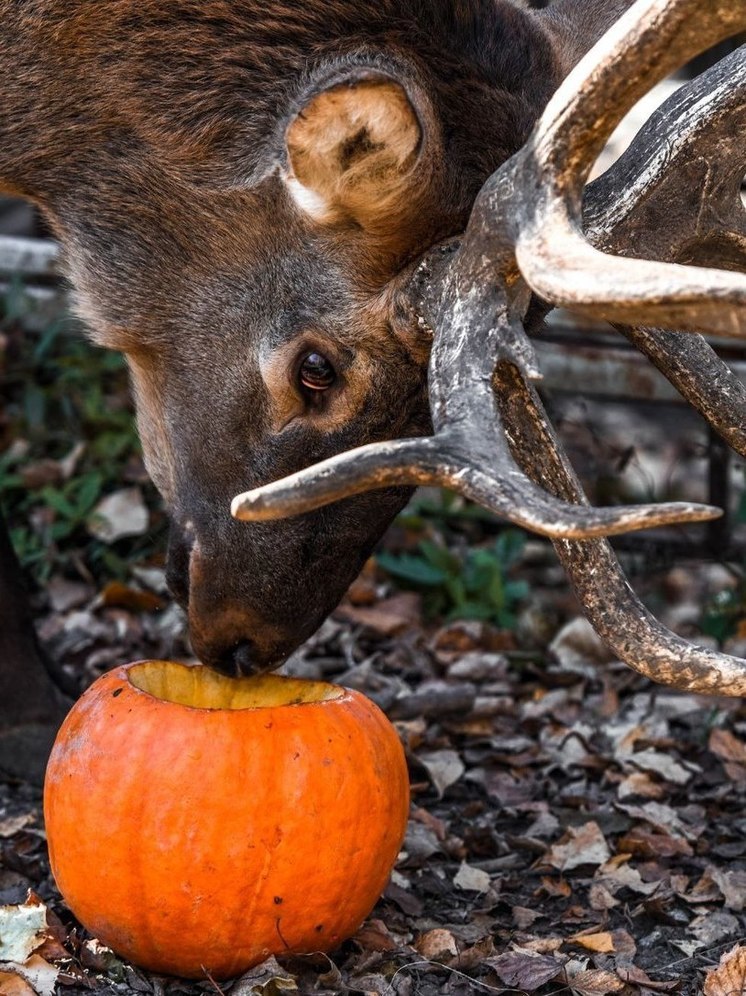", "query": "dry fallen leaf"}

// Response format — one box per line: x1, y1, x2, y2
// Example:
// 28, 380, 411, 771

570, 931, 615, 954
566, 968, 625, 995
709, 728, 746, 765
595, 857, 659, 897
628, 748, 694, 785
0, 956, 59, 996
710, 867, 746, 912
335, 593, 421, 636
0, 974, 36, 996
414, 928, 458, 960
231, 955, 298, 995
540, 876, 572, 898
544, 821, 611, 872
418, 749, 465, 798
0, 899, 49, 963
513, 906, 543, 929
704, 944, 746, 996
453, 861, 491, 893
690, 910, 740, 947
353, 919, 399, 953
487, 949, 562, 990
618, 965, 679, 991
87, 487, 149, 543
616, 800, 698, 841
99, 581, 165, 613
588, 883, 619, 910
0, 815, 33, 839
